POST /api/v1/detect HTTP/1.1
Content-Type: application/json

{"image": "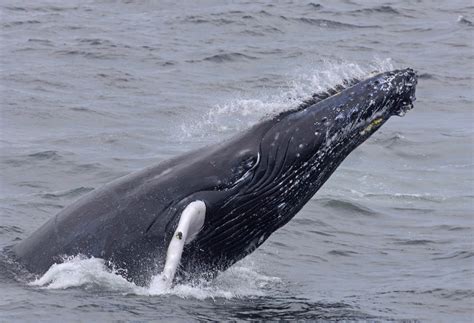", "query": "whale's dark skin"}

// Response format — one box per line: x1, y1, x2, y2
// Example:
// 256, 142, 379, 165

13, 69, 417, 286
